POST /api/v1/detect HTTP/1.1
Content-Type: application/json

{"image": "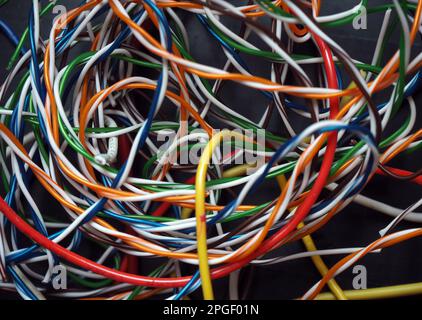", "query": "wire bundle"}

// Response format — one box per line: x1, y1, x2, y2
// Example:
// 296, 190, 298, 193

0, 0, 421, 300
